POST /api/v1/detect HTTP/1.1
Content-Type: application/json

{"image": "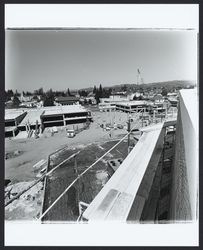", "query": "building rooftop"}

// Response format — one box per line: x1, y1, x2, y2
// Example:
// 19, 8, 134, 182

42, 105, 88, 116
5, 109, 26, 121
100, 96, 129, 103
5, 105, 90, 125
116, 100, 148, 106
19, 109, 44, 126
5, 126, 17, 132
55, 96, 79, 102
